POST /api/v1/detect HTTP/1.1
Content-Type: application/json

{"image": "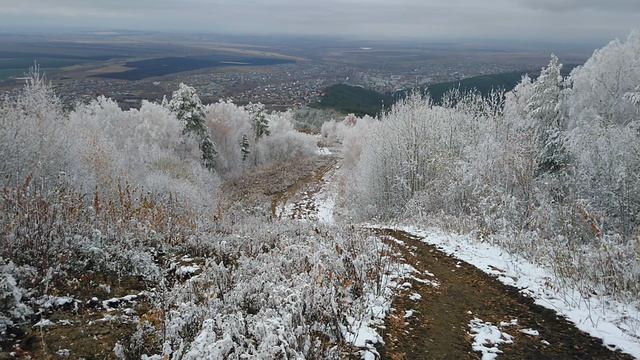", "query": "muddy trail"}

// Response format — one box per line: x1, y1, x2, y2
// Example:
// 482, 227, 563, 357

271, 157, 338, 220
374, 229, 634, 360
